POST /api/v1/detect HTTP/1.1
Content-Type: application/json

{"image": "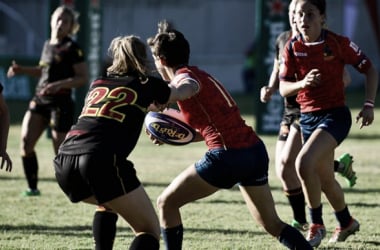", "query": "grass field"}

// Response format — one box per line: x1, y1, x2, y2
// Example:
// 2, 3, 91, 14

0, 91, 379, 249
